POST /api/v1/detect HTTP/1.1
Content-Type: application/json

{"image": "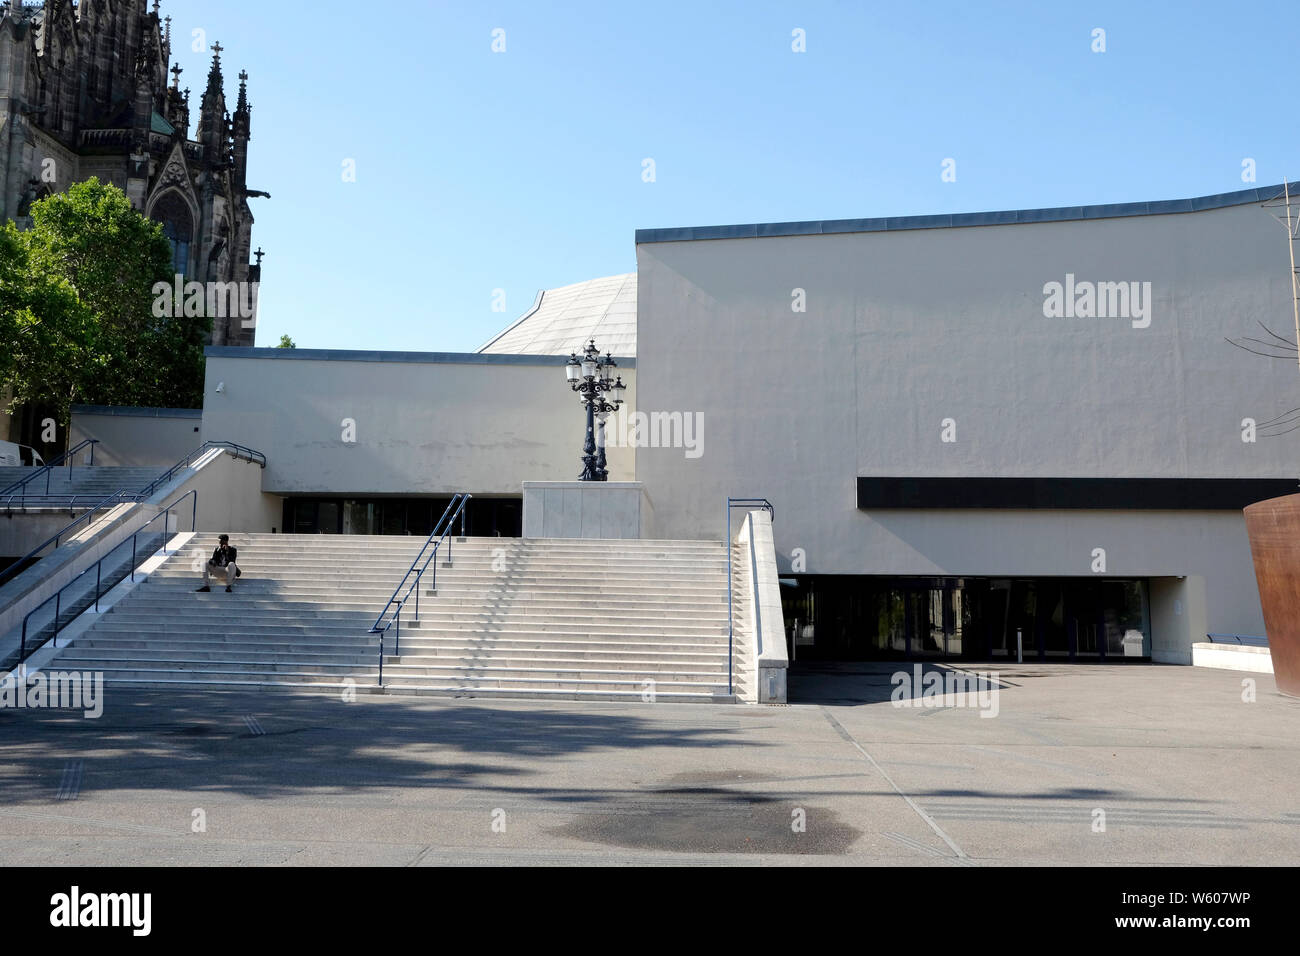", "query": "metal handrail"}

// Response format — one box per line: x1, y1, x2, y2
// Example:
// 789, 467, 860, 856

369, 493, 472, 685
0, 490, 141, 588
0, 438, 99, 507
14, 489, 198, 669
125, 490, 198, 585
135, 441, 267, 500
725, 497, 774, 698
